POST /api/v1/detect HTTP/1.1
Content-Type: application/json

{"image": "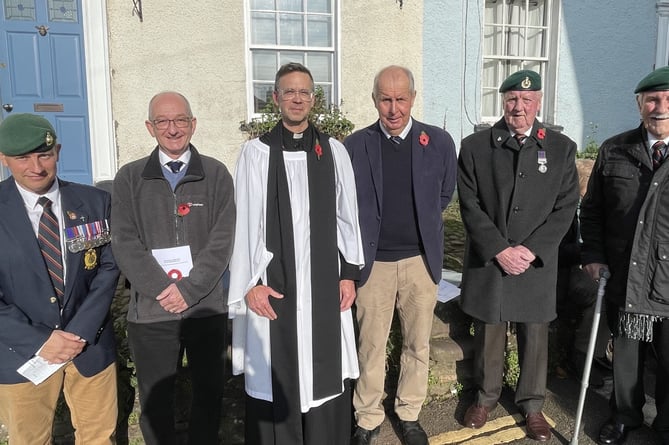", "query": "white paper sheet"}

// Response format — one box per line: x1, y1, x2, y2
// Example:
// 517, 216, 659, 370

151, 245, 193, 280
17, 356, 66, 385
